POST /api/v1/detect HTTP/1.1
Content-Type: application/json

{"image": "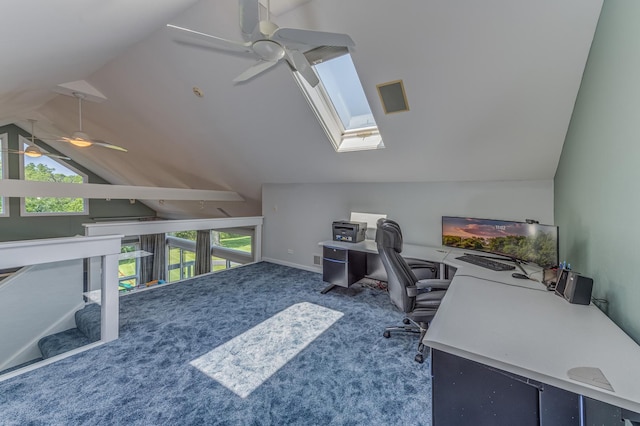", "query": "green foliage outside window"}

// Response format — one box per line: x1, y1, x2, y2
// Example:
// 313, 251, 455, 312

172, 230, 197, 240
24, 163, 84, 213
